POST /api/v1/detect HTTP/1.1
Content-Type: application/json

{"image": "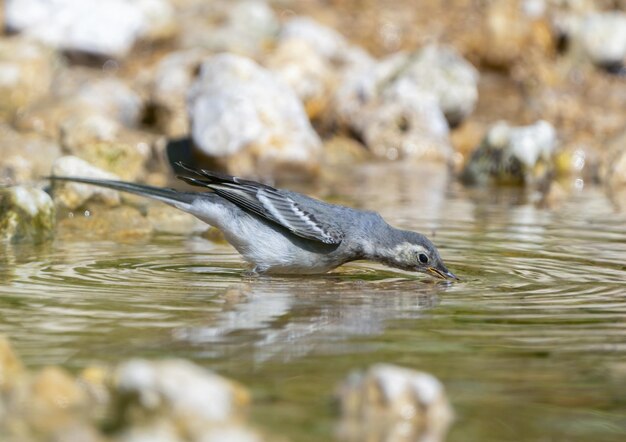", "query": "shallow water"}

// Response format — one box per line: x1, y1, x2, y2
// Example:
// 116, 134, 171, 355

1, 165, 626, 441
